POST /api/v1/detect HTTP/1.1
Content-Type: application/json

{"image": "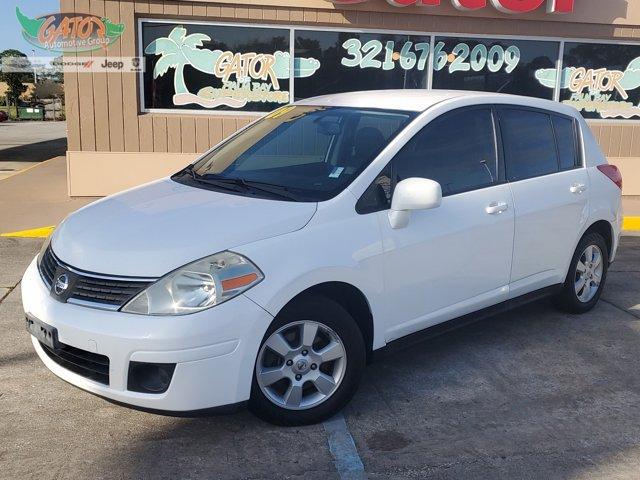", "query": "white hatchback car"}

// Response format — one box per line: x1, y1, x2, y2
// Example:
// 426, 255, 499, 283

22, 90, 622, 425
